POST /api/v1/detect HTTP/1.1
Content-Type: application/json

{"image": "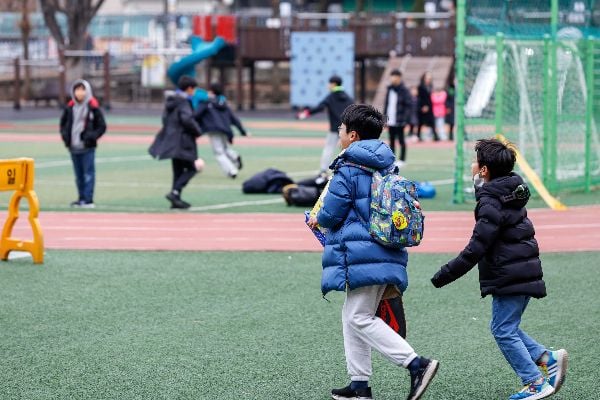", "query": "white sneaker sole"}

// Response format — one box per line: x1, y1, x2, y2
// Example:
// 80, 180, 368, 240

515, 385, 555, 400
409, 359, 439, 400
551, 349, 568, 394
